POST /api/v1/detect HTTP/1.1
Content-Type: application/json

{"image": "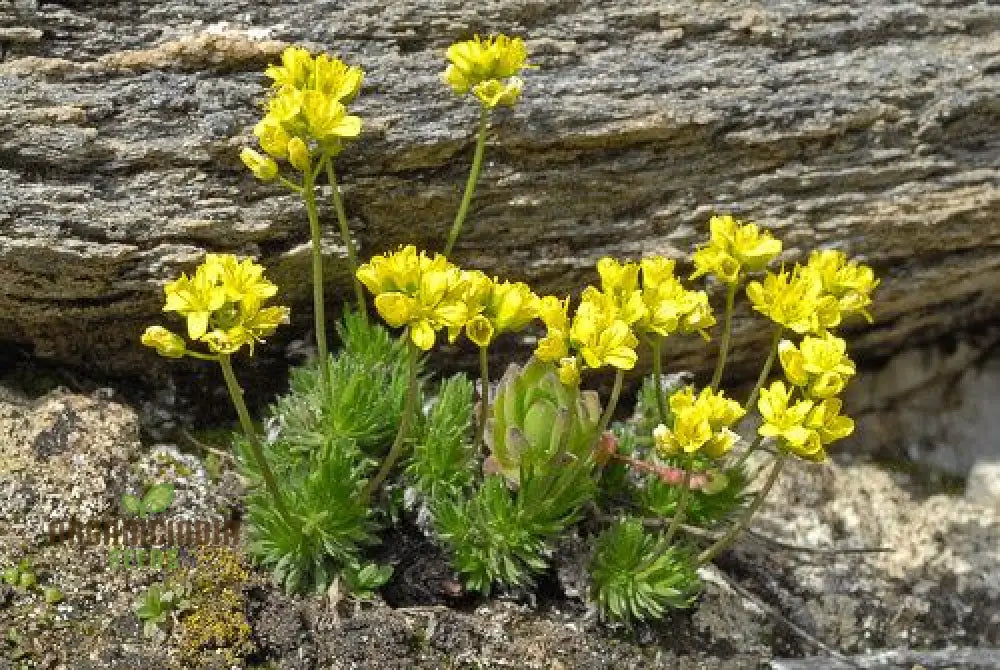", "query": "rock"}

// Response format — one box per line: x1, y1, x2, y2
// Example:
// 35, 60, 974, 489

0, 386, 140, 548
844, 331, 1000, 475
966, 461, 1000, 508
0, 1, 997, 383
